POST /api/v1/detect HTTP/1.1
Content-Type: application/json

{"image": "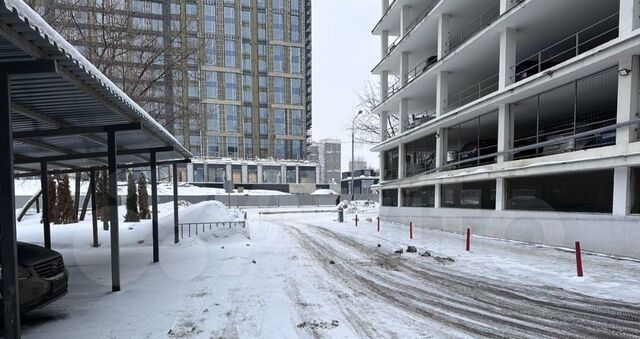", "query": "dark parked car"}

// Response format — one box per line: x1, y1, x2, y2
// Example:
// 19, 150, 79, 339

0, 242, 68, 314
